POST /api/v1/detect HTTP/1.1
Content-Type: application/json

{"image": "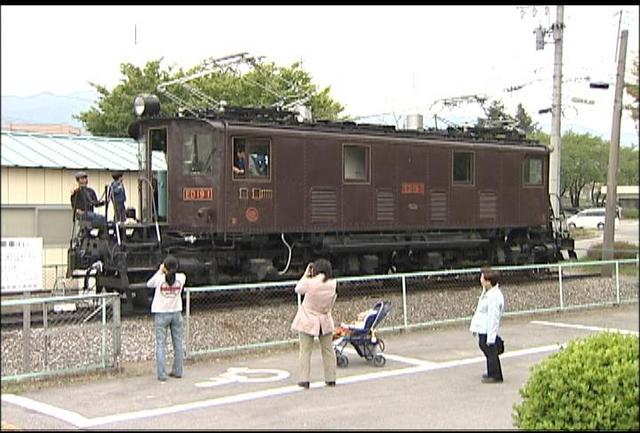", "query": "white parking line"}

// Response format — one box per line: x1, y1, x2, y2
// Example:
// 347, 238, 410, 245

0, 394, 90, 427
1, 343, 562, 428
531, 320, 639, 336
